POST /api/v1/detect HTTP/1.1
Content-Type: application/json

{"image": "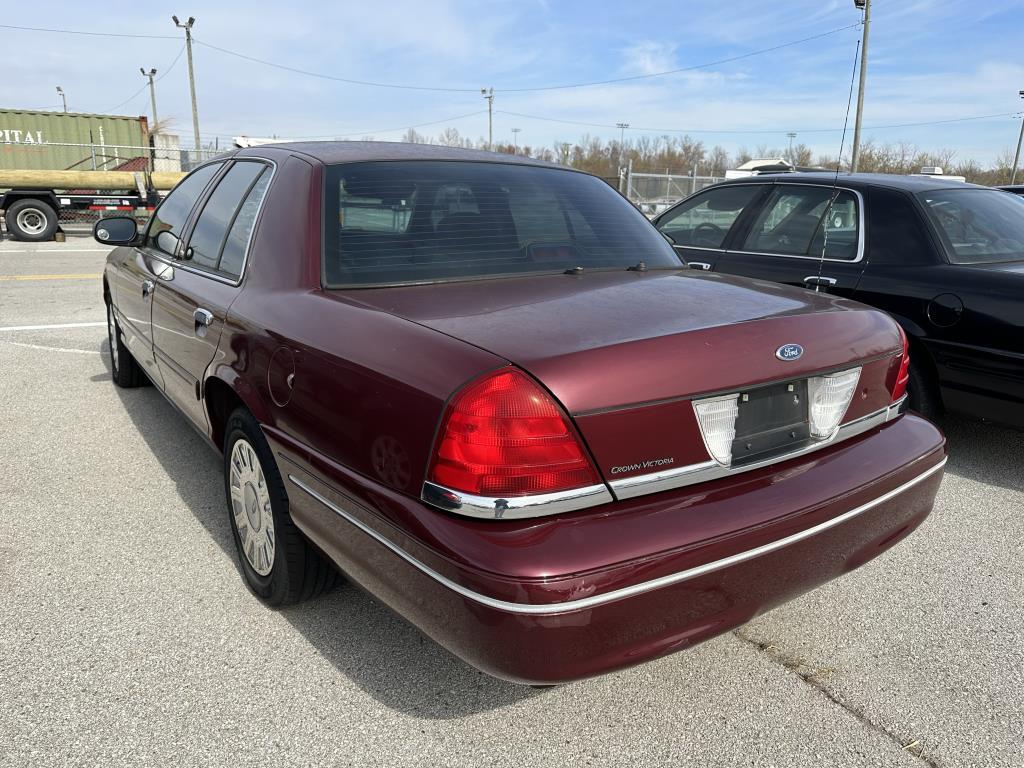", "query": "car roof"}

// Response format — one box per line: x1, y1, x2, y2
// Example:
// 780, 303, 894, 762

235, 140, 563, 169
717, 171, 990, 193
